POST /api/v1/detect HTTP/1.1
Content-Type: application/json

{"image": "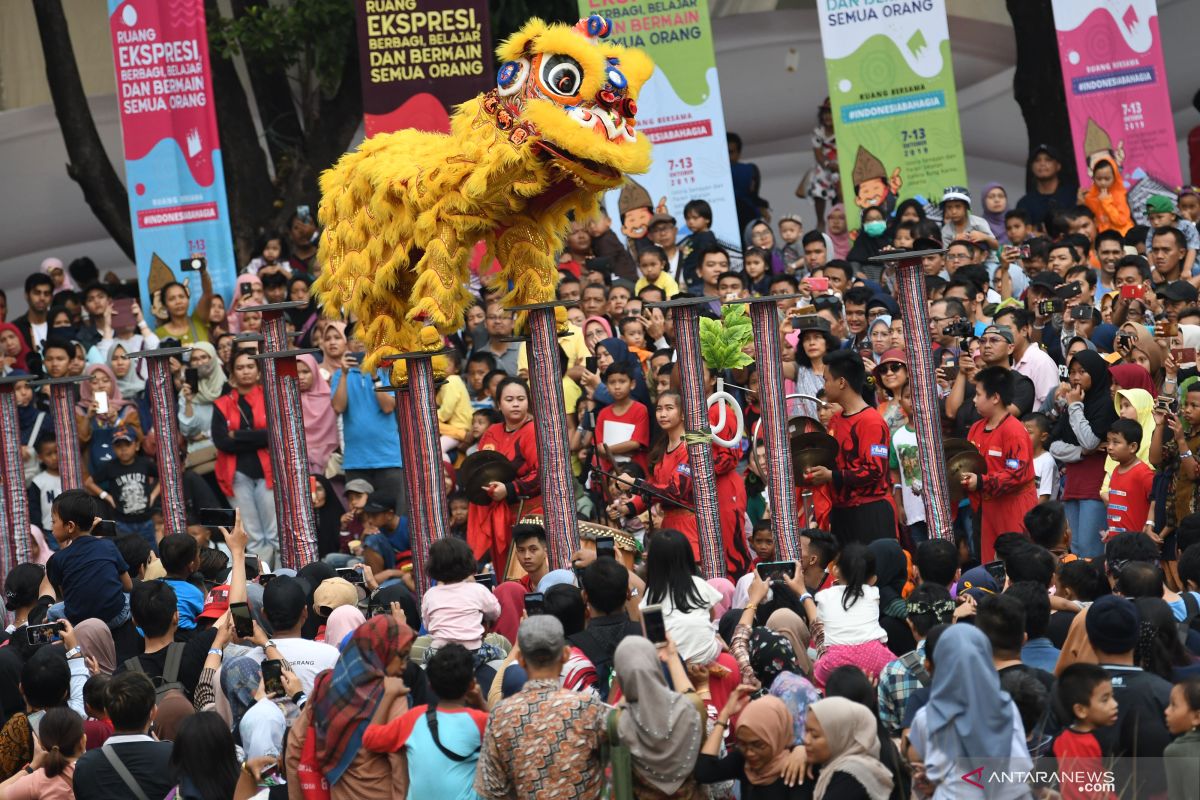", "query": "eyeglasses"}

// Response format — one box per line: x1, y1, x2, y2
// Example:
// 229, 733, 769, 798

980, 336, 1009, 346
878, 362, 905, 374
